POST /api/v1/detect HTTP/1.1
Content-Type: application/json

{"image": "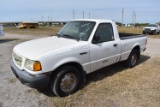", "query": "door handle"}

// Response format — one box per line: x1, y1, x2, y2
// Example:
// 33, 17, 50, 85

113, 44, 118, 47
80, 52, 87, 55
